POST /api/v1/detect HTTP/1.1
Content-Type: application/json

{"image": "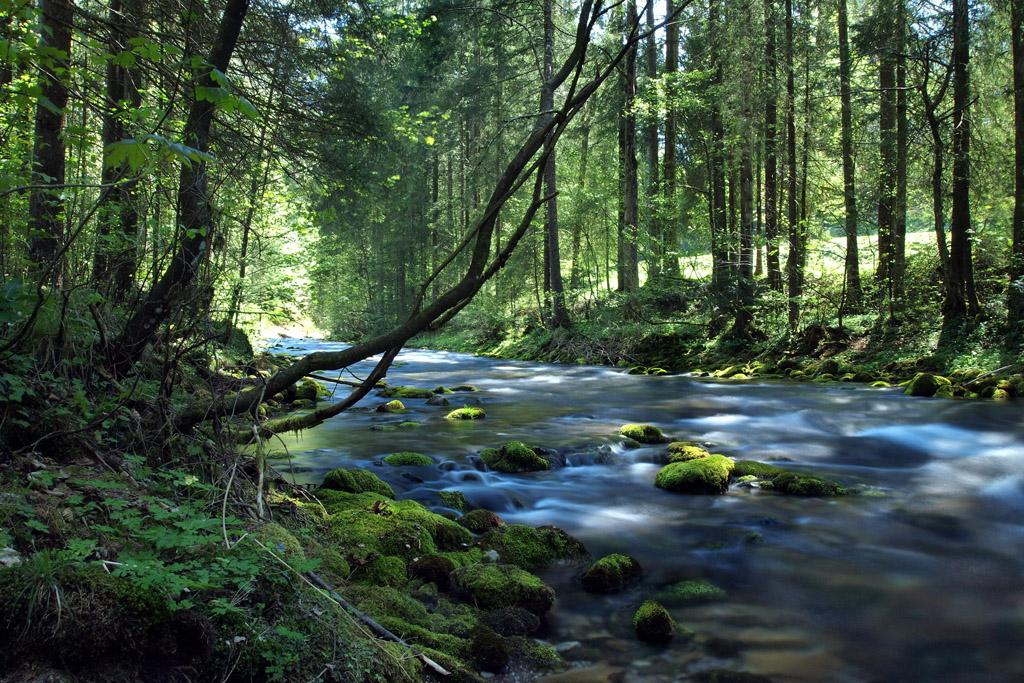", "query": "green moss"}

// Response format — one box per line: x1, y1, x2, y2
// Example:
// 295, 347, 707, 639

871, 380, 893, 388
433, 385, 454, 394
667, 442, 711, 463
445, 406, 485, 420
397, 421, 422, 428
376, 617, 469, 659
581, 553, 642, 593
731, 460, 785, 479
478, 524, 587, 570
633, 600, 675, 644
647, 367, 668, 375
294, 378, 327, 401
764, 471, 844, 496
469, 624, 511, 672
450, 564, 555, 614
321, 468, 395, 497
451, 385, 480, 392
619, 423, 667, 444
380, 385, 435, 399
508, 637, 561, 668
458, 509, 505, 533
409, 555, 456, 590
992, 388, 1012, 401
480, 441, 549, 473
655, 455, 735, 494
382, 451, 434, 467
439, 490, 468, 511
658, 579, 727, 605
377, 399, 407, 413
359, 555, 408, 587
905, 372, 952, 397
255, 522, 305, 560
